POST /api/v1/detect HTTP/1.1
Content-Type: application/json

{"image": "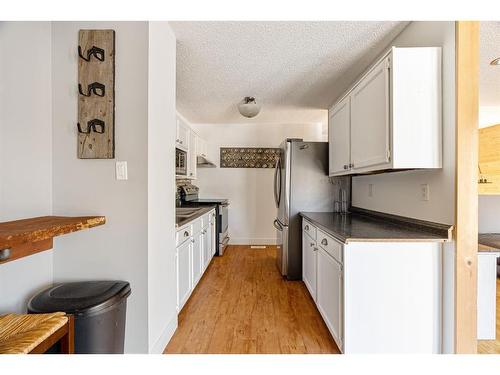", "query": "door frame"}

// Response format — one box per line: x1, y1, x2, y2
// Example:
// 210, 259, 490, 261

454, 20, 479, 354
